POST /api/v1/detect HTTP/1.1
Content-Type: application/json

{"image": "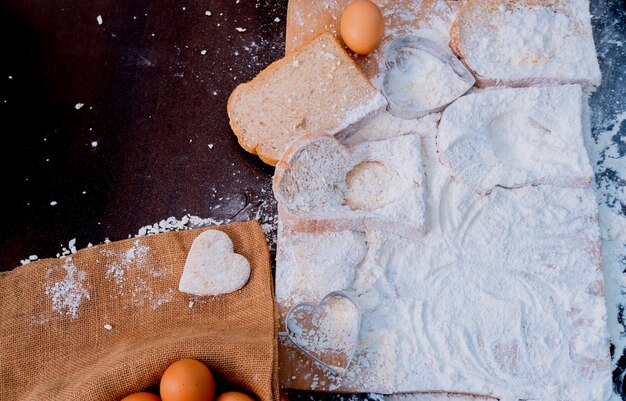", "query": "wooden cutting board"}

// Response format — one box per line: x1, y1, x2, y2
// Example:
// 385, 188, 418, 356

285, 0, 452, 80
281, 0, 461, 392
